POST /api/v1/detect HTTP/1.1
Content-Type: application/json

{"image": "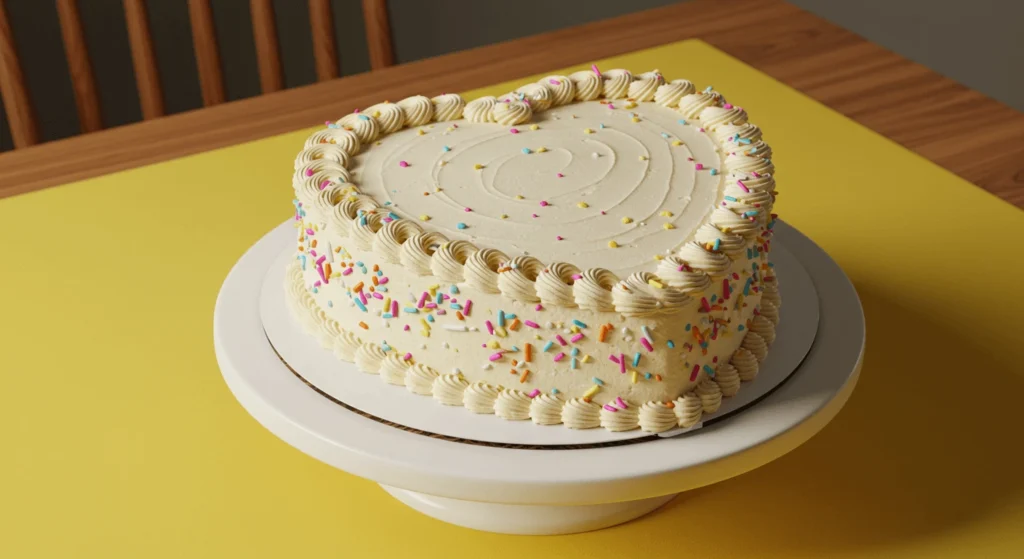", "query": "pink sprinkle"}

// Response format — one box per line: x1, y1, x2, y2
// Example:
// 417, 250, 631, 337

570, 333, 584, 343
418, 291, 429, 308
690, 364, 700, 381
553, 352, 566, 362
524, 320, 540, 329
556, 173, 564, 178
382, 216, 393, 223
399, 161, 409, 167
372, 292, 383, 300
532, 214, 539, 218
539, 200, 549, 207
736, 180, 749, 192
529, 389, 541, 398
403, 352, 412, 361
608, 355, 620, 364
358, 291, 368, 305
425, 303, 437, 309
695, 163, 704, 170
607, 104, 615, 109
699, 127, 705, 133
313, 280, 321, 287
464, 207, 472, 212
489, 352, 503, 362
342, 268, 353, 276
324, 120, 331, 126
315, 256, 326, 266
305, 228, 315, 235
600, 210, 606, 215
391, 300, 398, 316
616, 397, 628, 409
534, 304, 544, 311
319, 180, 330, 190
555, 335, 568, 346
316, 267, 327, 284
548, 79, 561, 85
591, 64, 602, 77
485, 320, 495, 335
403, 324, 410, 331
436, 309, 446, 315
752, 171, 761, 177
603, 404, 618, 412
556, 235, 563, 241
305, 169, 314, 177
723, 103, 733, 109
378, 277, 389, 285
464, 300, 473, 316
571, 274, 582, 280
640, 337, 654, 352
619, 353, 626, 374
309, 250, 318, 258
510, 128, 519, 134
